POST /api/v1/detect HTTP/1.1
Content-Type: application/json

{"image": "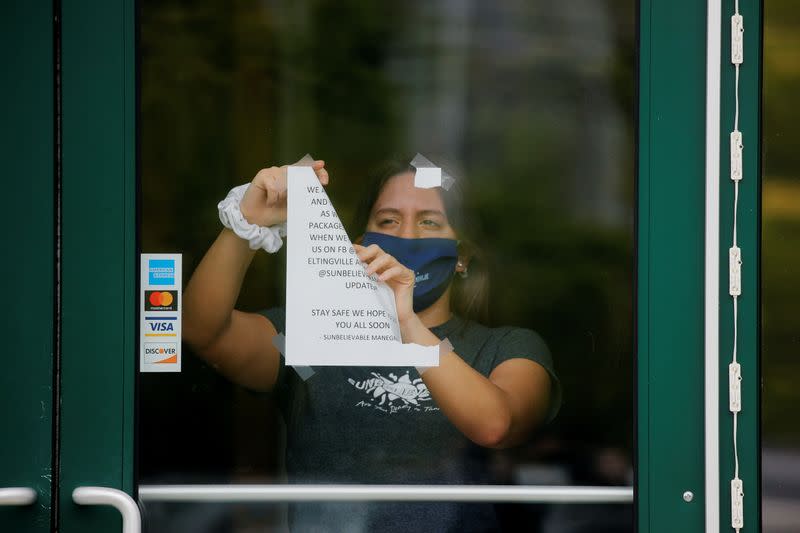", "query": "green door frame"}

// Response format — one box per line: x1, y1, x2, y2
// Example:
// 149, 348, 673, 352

638, 1, 761, 531
637, 0, 707, 528
0, 2, 55, 532
0, 1, 762, 532
58, 0, 137, 531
